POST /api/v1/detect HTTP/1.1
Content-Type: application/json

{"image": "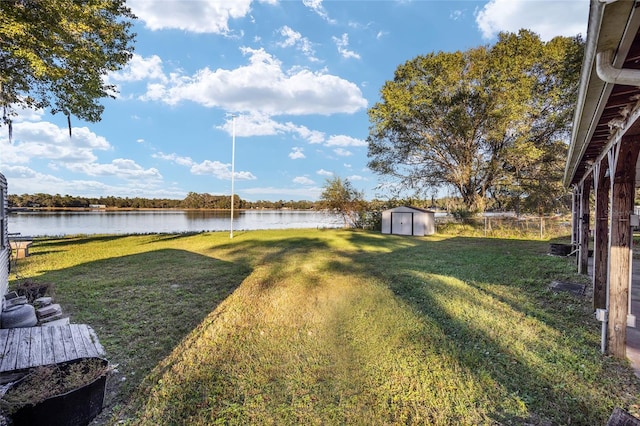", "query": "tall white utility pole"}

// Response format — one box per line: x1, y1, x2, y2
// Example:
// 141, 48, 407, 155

230, 115, 236, 239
